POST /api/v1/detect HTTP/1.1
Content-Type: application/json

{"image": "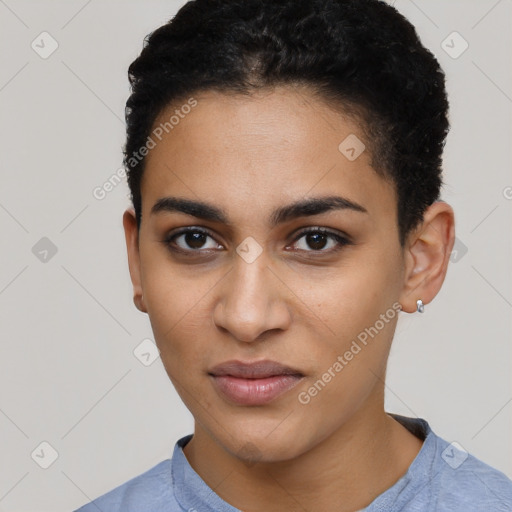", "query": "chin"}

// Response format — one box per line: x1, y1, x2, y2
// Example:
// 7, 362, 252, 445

217, 420, 311, 464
